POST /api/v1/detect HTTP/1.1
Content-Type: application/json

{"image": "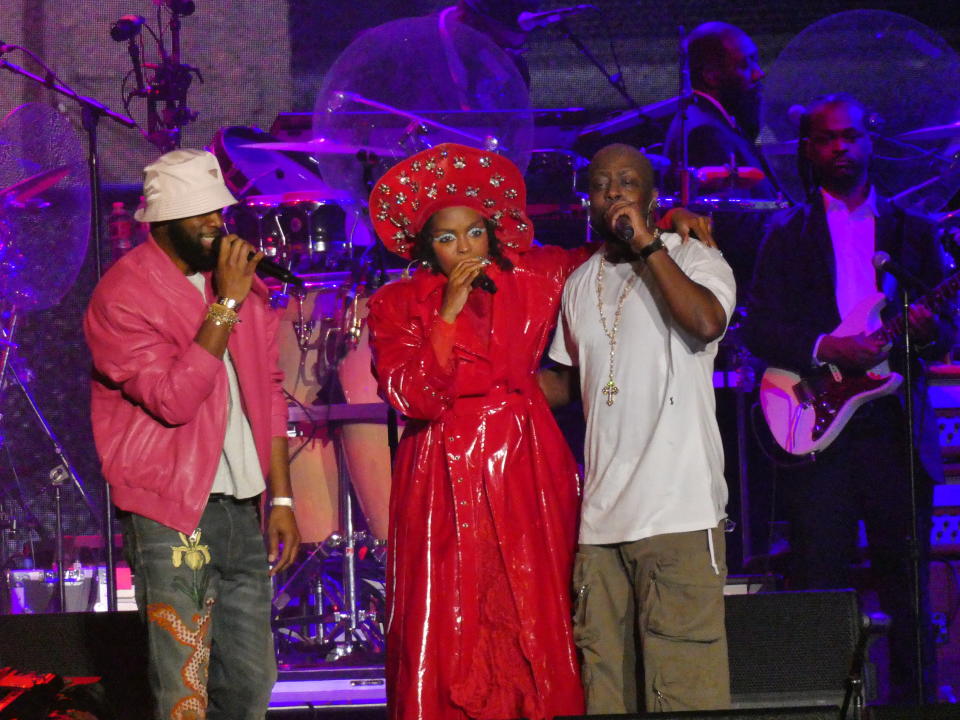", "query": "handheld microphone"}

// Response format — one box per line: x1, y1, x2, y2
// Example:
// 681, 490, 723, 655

516, 4, 597, 32
213, 235, 304, 286
256, 254, 305, 286
472, 273, 497, 294
872, 251, 929, 294
614, 214, 634, 242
